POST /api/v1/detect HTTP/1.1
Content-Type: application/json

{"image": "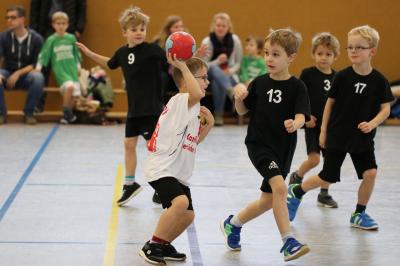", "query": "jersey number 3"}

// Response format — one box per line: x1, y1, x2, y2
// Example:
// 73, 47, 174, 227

266, 89, 282, 103
354, 82, 367, 94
